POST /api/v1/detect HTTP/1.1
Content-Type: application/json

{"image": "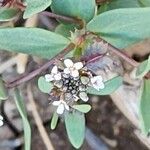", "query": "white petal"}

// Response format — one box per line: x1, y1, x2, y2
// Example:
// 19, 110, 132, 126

57, 104, 65, 114
64, 103, 69, 111
95, 75, 103, 82
91, 76, 103, 85
54, 73, 61, 80
52, 101, 61, 106
64, 68, 71, 74
92, 84, 100, 91
51, 66, 58, 74
45, 74, 54, 82
92, 81, 105, 91
71, 70, 79, 78
74, 62, 83, 70
91, 77, 97, 84
79, 92, 89, 102
0, 120, 3, 127
91, 76, 105, 91
97, 81, 105, 89
64, 59, 74, 68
